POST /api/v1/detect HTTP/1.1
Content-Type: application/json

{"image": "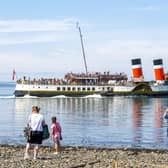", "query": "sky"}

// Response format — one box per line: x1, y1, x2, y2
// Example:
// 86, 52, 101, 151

0, 0, 168, 81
